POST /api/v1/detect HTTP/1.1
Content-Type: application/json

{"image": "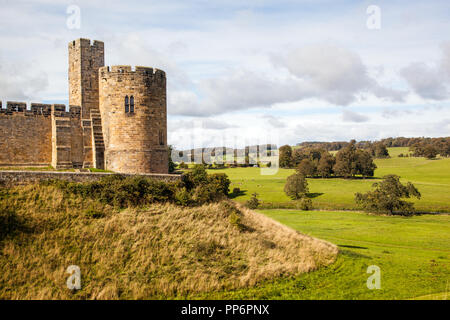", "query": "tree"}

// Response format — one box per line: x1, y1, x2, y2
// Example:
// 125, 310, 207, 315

423, 145, 438, 159
296, 158, 315, 177
355, 149, 377, 178
279, 145, 293, 168
168, 145, 176, 173
333, 140, 376, 178
284, 173, 309, 200
316, 152, 335, 178
333, 140, 358, 178
372, 142, 390, 158
355, 174, 421, 215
